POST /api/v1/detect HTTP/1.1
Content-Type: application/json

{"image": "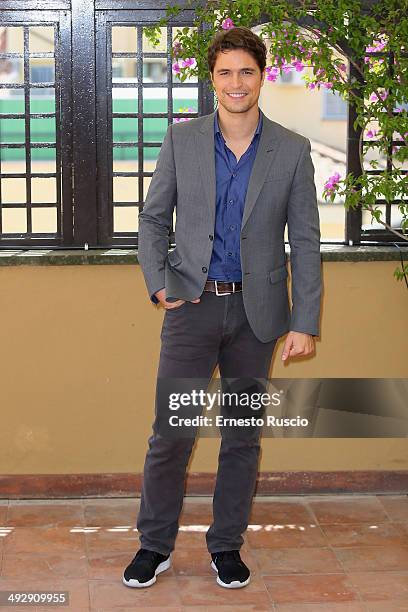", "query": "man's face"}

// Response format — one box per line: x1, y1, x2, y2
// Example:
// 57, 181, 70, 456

210, 48, 265, 116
